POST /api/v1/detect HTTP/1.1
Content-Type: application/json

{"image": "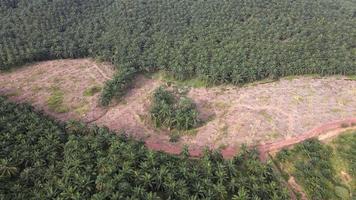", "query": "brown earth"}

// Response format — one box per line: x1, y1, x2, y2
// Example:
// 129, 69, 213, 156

0, 59, 114, 122
258, 118, 356, 161
1, 59, 355, 159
